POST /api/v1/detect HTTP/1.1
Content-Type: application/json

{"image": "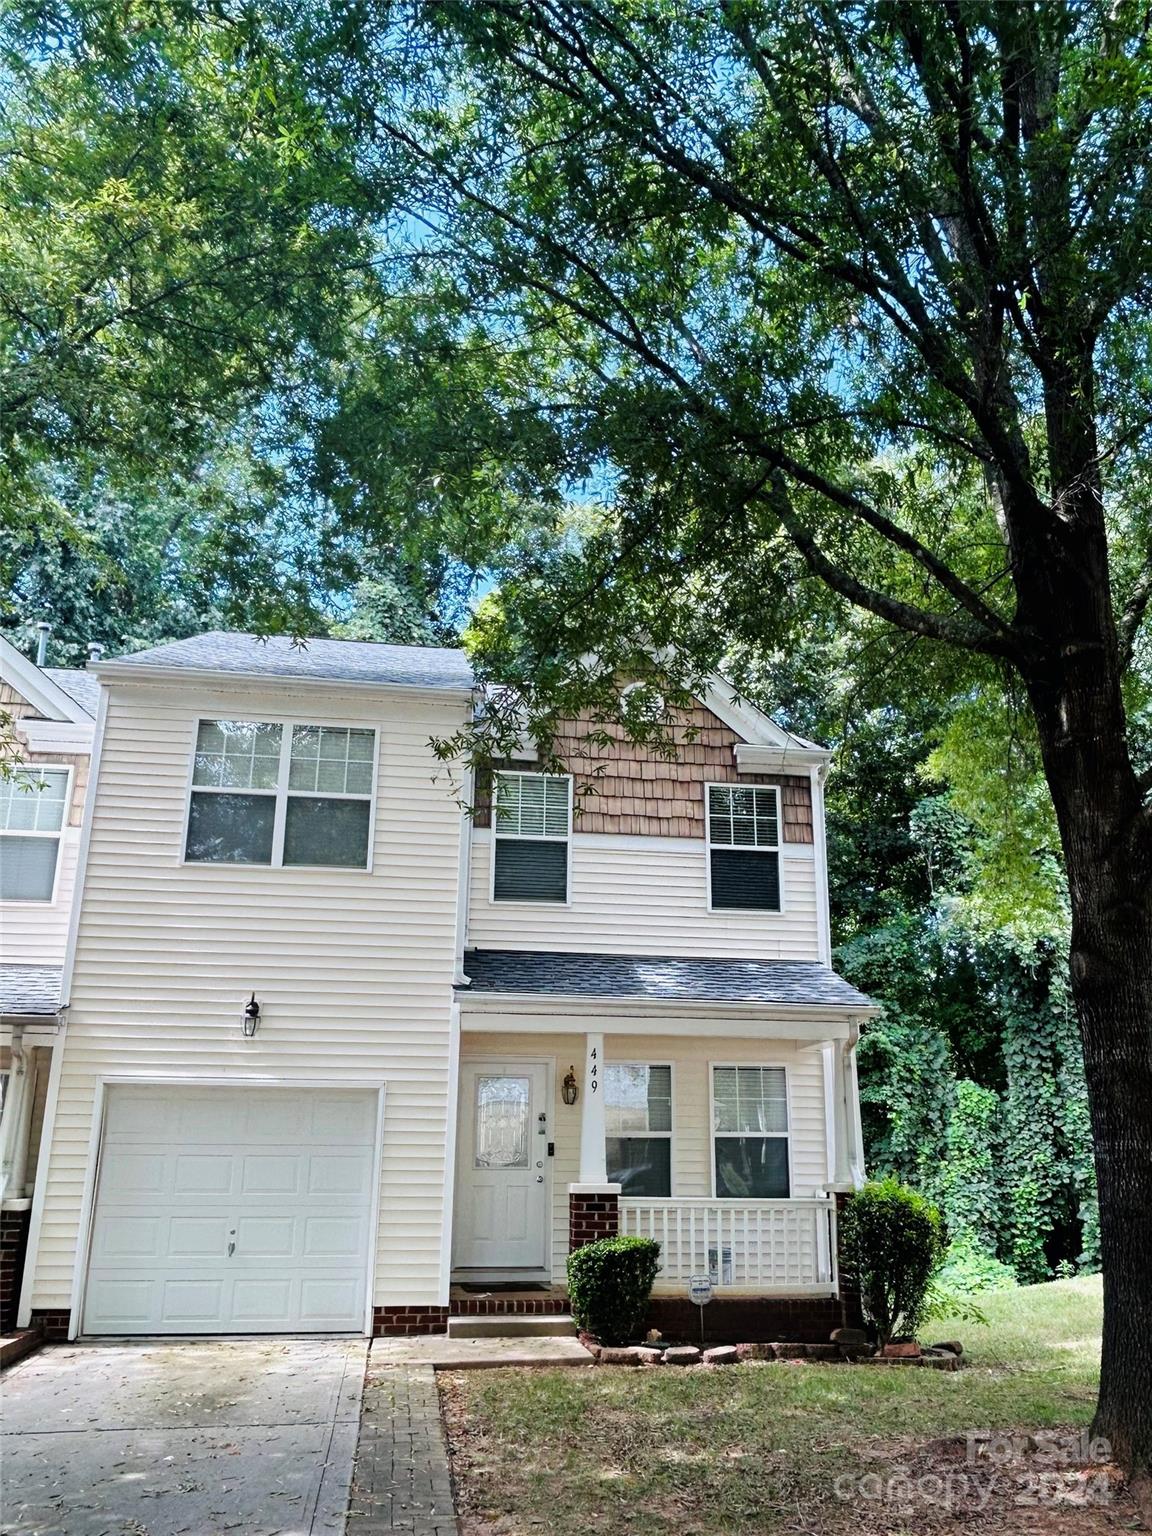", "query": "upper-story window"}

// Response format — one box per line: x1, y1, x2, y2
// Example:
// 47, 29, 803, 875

605, 1063, 672, 1196
492, 772, 570, 902
0, 766, 70, 902
185, 720, 375, 868
706, 784, 781, 911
